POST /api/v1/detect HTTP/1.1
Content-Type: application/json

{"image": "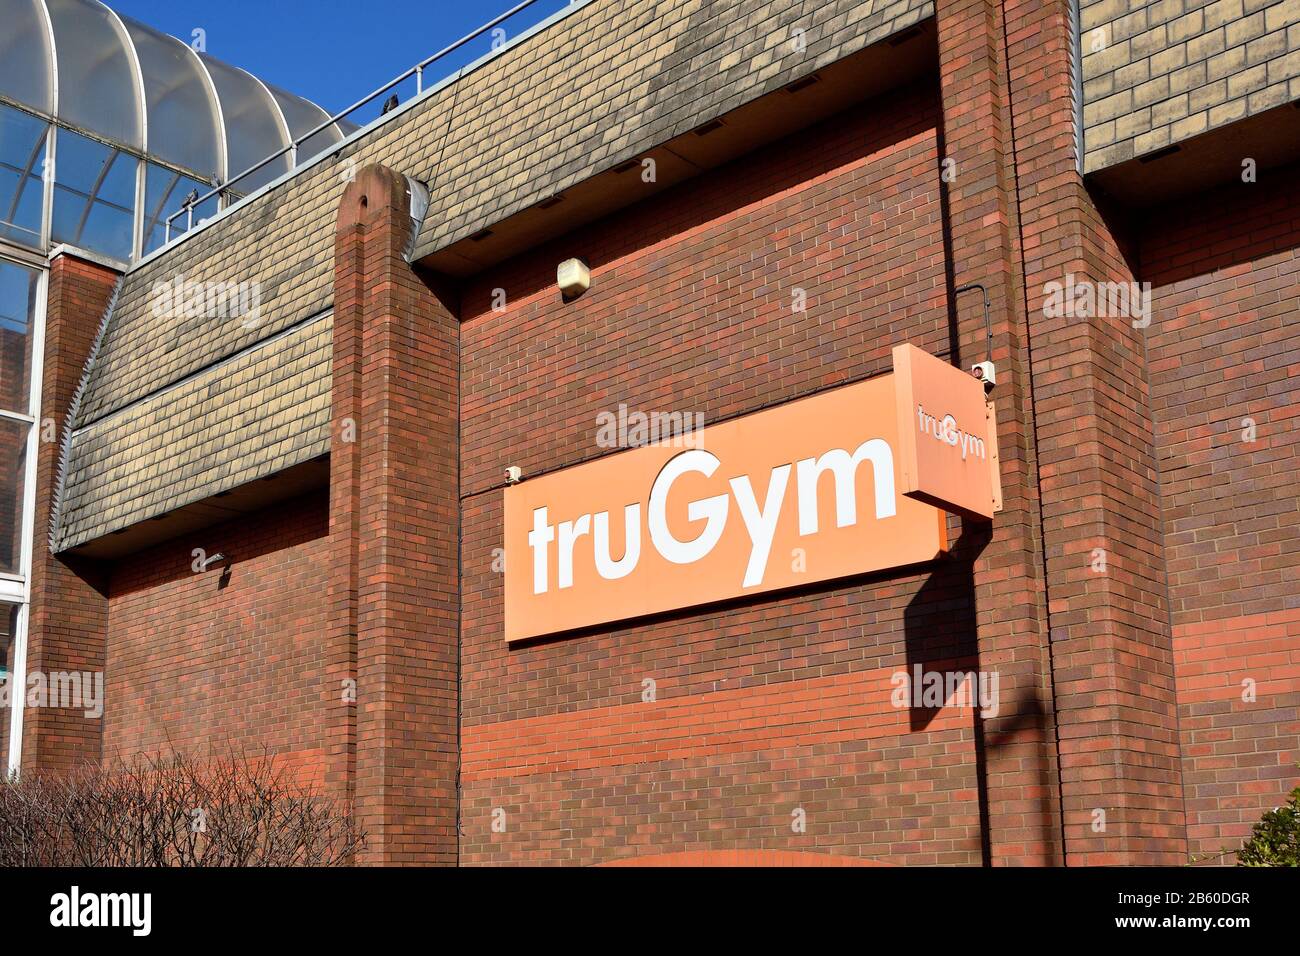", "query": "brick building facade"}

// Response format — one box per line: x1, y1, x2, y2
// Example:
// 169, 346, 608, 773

4, 0, 1298, 866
